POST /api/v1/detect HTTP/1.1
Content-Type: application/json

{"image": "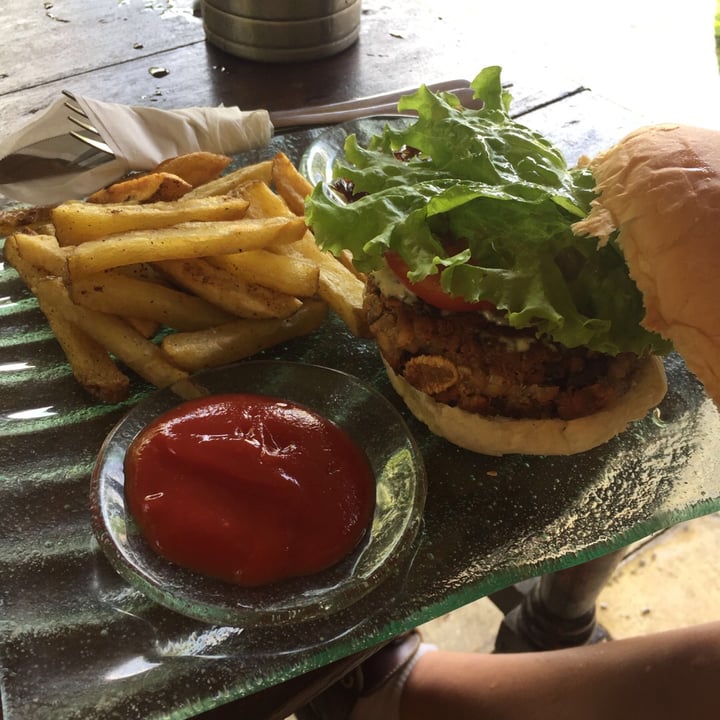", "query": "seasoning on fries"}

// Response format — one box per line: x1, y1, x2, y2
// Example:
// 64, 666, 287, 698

65, 216, 307, 278
2, 150, 368, 401
52, 195, 250, 245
